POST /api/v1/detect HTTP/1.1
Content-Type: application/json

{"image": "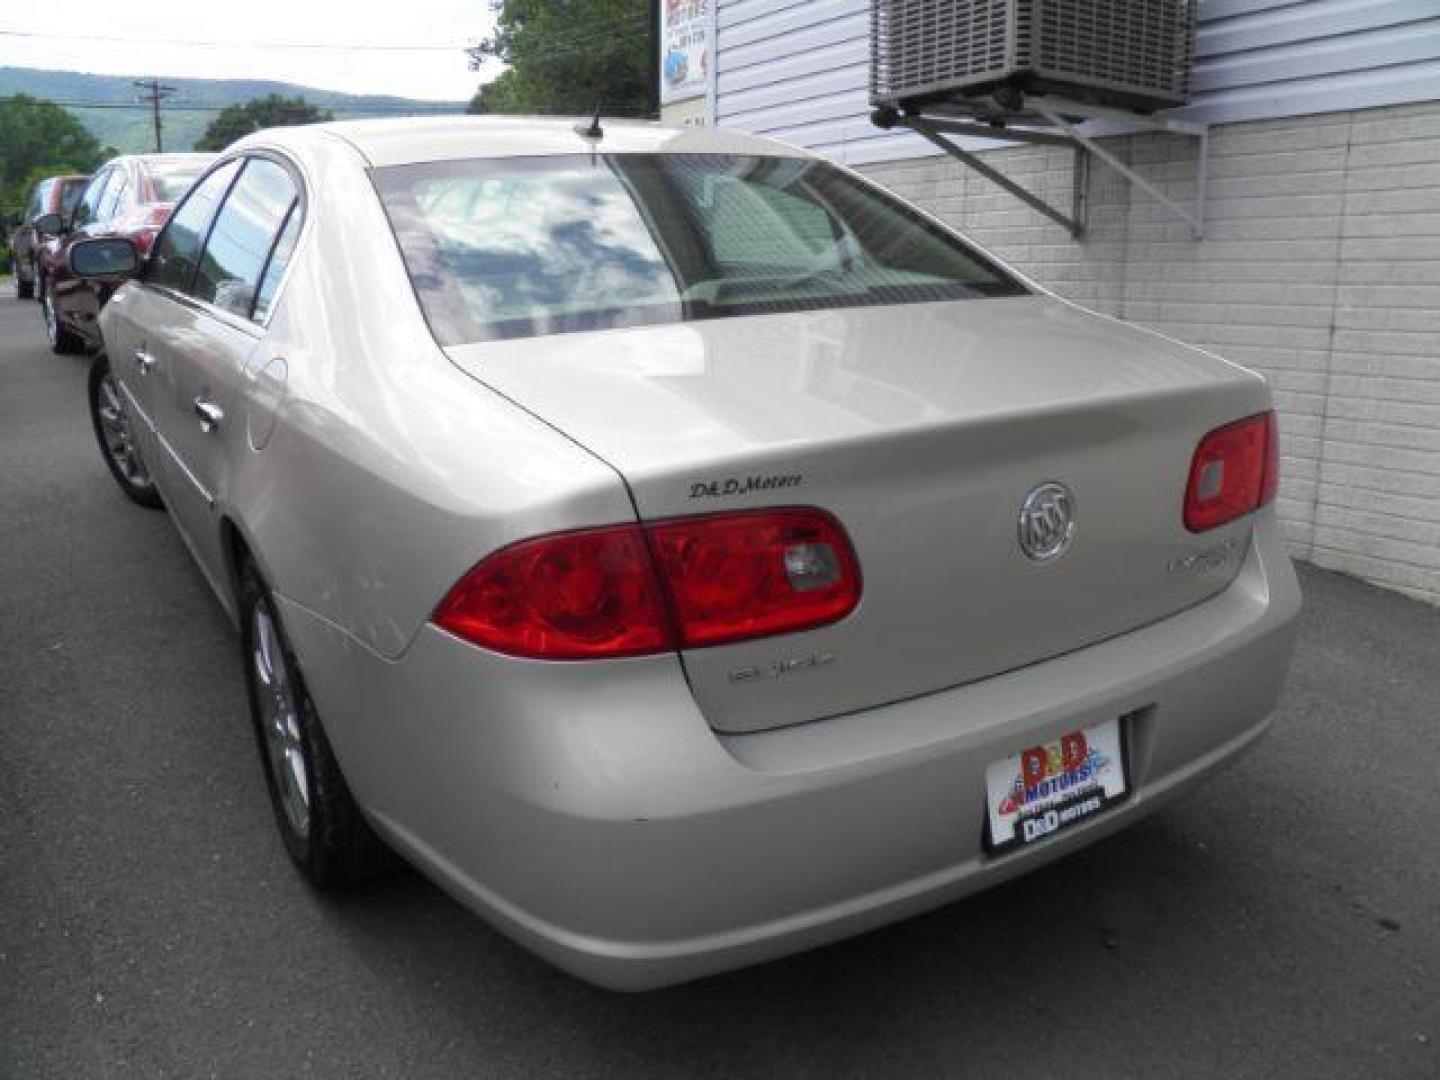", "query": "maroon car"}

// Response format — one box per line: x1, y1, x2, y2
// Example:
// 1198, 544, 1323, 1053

8, 174, 90, 300
35, 153, 212, 353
